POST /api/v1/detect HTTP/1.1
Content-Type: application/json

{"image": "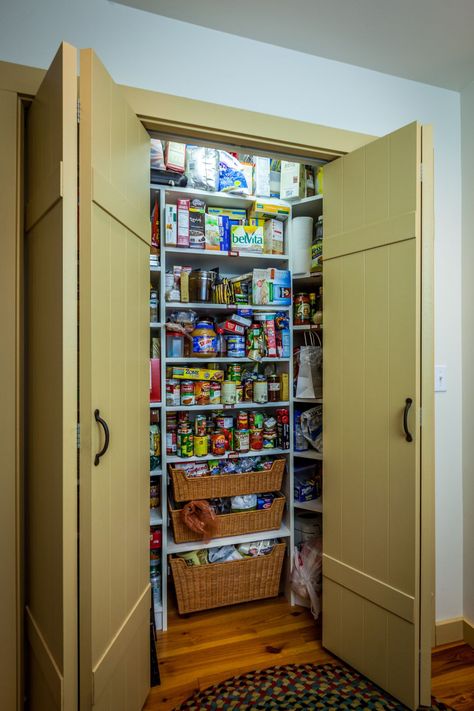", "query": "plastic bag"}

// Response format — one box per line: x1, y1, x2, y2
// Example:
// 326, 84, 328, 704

301, 405, 323, 452
291, 537, 322, 619
186, 145, 219, 191
295, 331, 322, 399
218, 151, 250, 194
